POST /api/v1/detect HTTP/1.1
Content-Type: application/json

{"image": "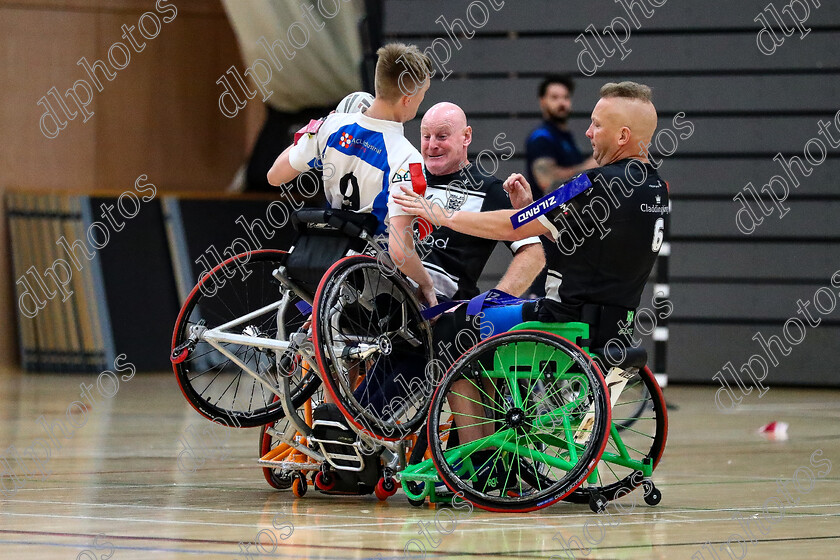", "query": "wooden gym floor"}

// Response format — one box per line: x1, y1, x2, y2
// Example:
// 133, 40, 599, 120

0, 368, 838, 559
